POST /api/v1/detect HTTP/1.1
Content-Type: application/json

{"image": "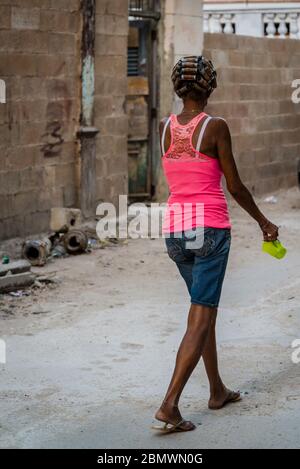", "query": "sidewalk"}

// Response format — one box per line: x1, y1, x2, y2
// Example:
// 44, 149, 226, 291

0, 188, 299, 449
